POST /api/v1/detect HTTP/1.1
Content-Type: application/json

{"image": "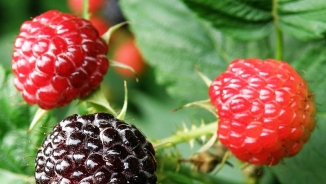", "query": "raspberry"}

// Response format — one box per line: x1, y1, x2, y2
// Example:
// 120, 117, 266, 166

114, 38, 146, 78
12, 10, 109, 109
209, 58, 316, 165
35, 113, 157, 184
